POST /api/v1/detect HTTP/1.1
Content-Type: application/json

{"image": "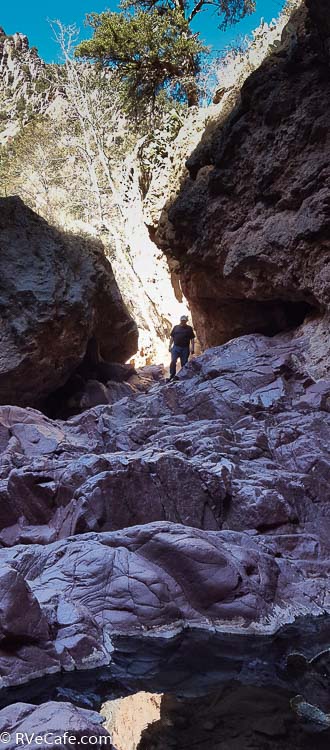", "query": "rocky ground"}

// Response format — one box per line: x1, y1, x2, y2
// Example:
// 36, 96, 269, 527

0, 330, 329, 745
